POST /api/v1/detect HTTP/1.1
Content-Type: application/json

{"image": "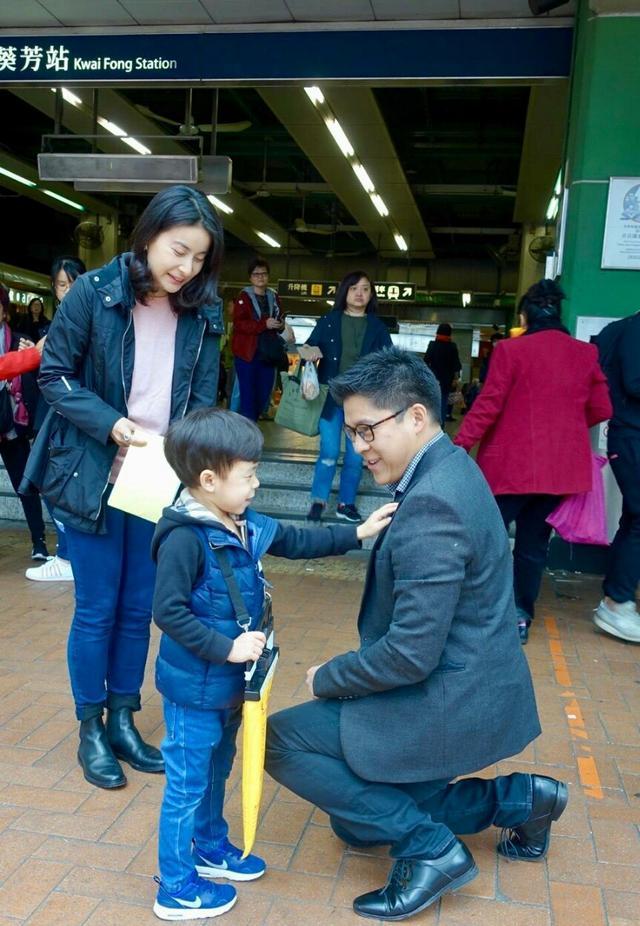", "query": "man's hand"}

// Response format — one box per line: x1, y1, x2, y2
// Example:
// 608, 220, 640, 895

228, 631, 267, 664
266, 317, 284, 330
356, 503, 398, 541
306, 664, 323, 697
110, 417, 148, 448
